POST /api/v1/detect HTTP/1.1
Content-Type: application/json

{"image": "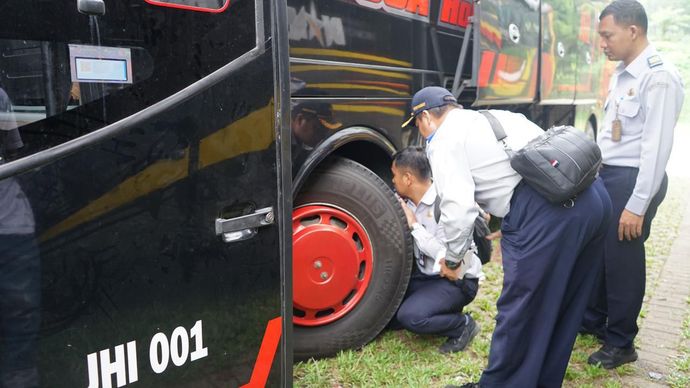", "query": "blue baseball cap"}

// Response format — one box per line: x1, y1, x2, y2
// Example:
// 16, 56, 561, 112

401, 86, 458, 127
